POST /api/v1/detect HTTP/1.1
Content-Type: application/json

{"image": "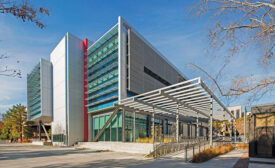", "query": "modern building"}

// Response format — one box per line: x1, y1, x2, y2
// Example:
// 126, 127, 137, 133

28, 16, 226, 146
228, 105, 242, 119
27, 58, 53, 123
48, 16, 188, 146
27, 58, 53, 140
